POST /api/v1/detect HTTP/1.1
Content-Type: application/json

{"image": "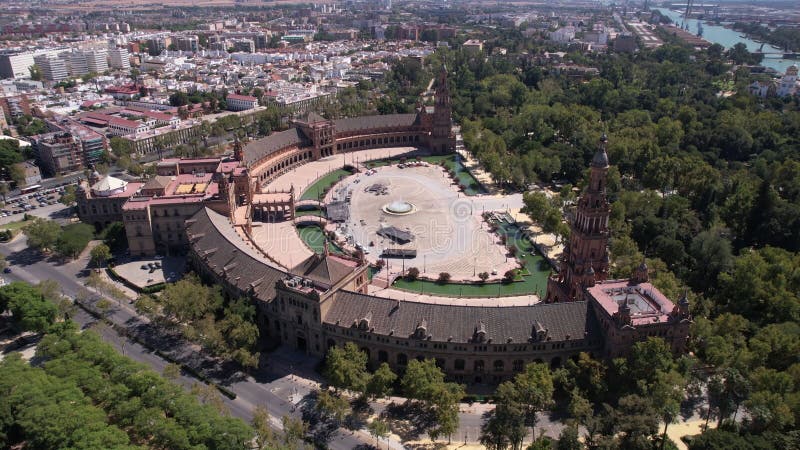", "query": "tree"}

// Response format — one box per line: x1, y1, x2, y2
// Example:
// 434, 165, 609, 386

22, 218, 61, 253
323, 341, 369, 394
54, 223, 94, 259
513, 363, 554, 439
556, 425, 583, 450
315, 389, 349, 425
9, 164, 25, 187
0, 139, 23, 171
651, 370, 686, 450
503, 269, 517, 283
59, 185, 77, 206
109, 136, 133, 158
405, 266, 420, 281
366, 362, 397, 400
401, 358, 446, 400
367, 419, 390, 449
478, 271, 490, 283
482, 381, 527, 449
436, 272, 452, 284
0, 282, 57, 332
90, 243, 112, 268
169, 92, 190, 107
160, 275, 222, 323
